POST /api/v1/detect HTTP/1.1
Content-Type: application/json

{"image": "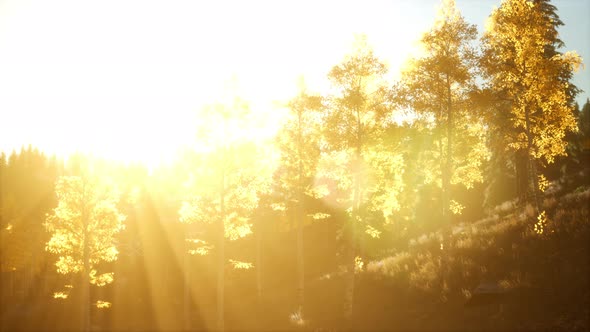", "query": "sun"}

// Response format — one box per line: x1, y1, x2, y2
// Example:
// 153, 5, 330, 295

0, 0, 425, 169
